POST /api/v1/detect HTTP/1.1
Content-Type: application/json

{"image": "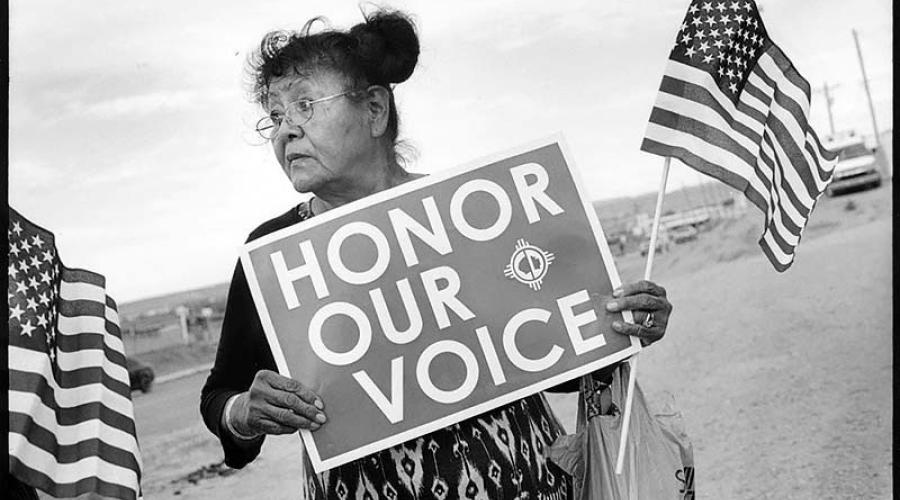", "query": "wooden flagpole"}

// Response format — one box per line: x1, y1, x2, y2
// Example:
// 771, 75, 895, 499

615, 156, 671, 474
